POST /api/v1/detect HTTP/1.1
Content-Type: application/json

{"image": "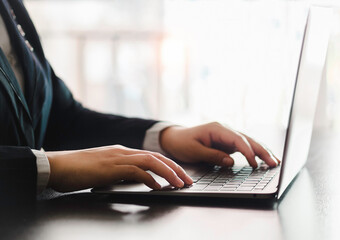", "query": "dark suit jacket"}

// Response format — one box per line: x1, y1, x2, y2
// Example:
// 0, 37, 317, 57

0, 0, 157, 203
